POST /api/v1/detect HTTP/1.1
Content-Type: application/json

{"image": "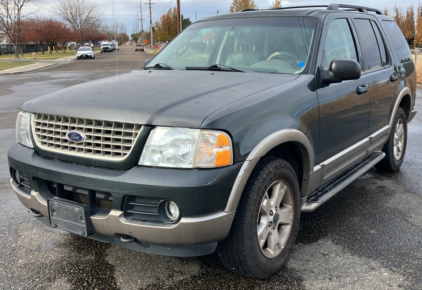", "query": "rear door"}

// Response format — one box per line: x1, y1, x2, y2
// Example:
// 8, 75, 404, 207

350, 15, 399, 137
